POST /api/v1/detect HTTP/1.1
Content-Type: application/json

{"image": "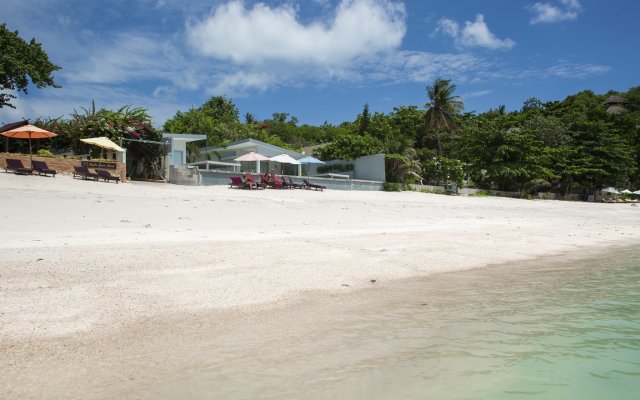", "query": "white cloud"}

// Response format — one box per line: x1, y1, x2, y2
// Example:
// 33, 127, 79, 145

530, 0, 581, 24
206, 71, 276, 96
186, 0, 406, 66
436, 15, 515, 50
63, 35, 174, 84
460, 90, 493, 99
477, 61, 610, 82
